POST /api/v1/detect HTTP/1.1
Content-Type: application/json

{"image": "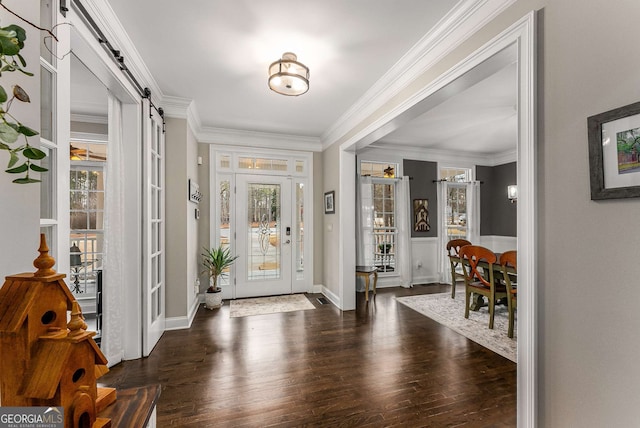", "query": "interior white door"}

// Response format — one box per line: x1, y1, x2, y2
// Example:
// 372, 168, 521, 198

235, 174, 292, 298
142, 99, 165, 356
